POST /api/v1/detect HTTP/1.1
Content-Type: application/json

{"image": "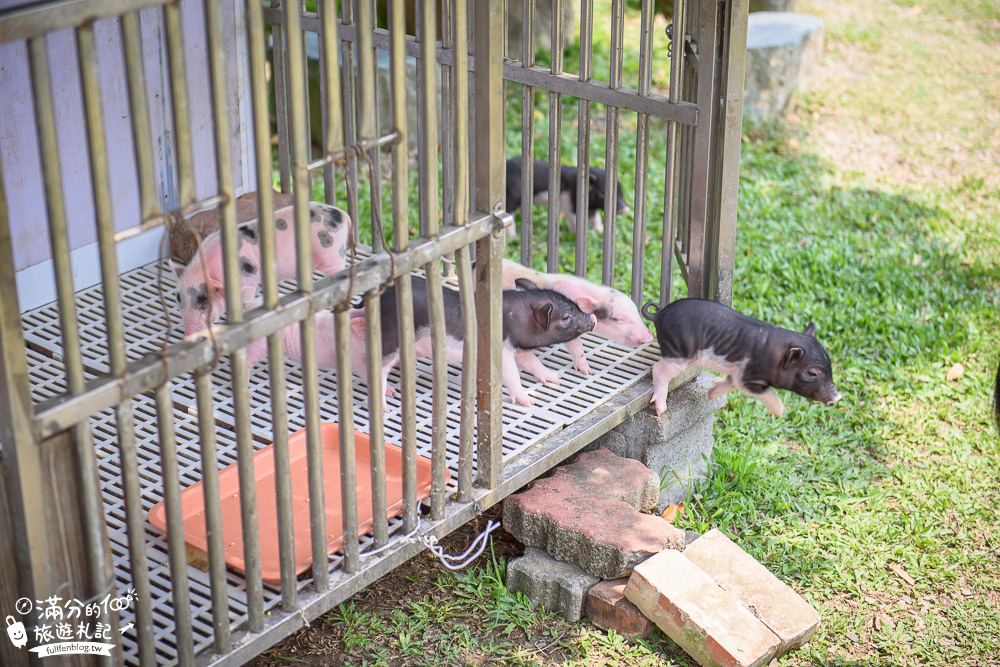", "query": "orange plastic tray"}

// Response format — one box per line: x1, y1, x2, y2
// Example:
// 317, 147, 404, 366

148, 422, 440, 584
